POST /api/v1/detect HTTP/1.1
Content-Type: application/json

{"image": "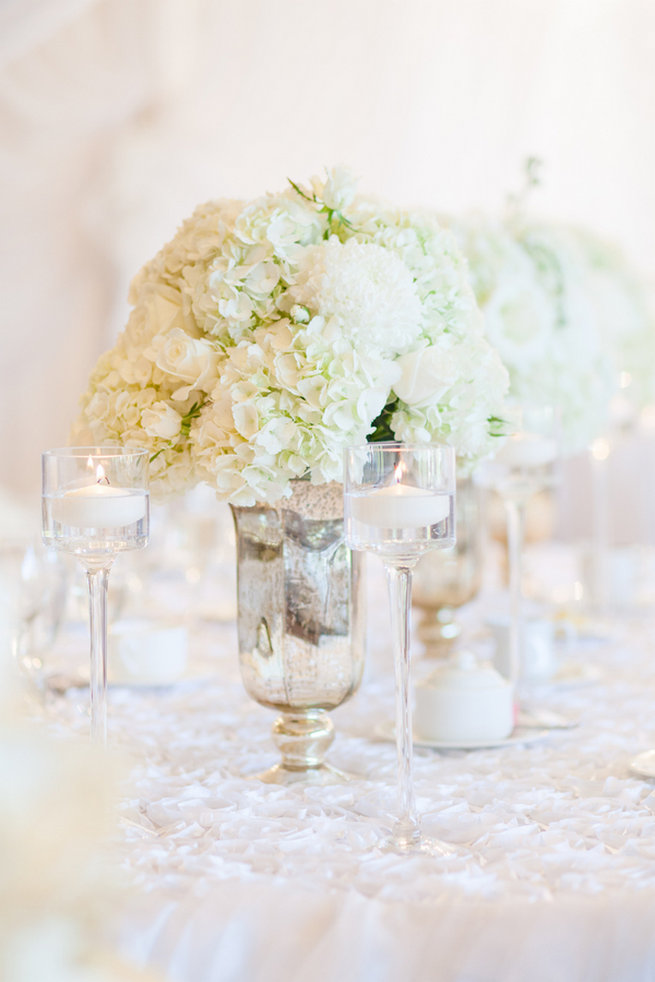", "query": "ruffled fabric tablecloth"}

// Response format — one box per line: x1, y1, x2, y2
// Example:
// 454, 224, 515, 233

40, 554, 655, 982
